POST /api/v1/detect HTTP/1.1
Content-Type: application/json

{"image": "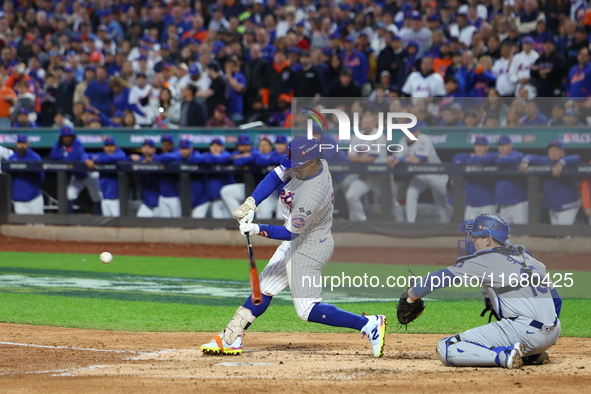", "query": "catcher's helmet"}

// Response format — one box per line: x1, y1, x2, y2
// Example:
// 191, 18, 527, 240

281, 135, 323, 168
457, 214, 511, 256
